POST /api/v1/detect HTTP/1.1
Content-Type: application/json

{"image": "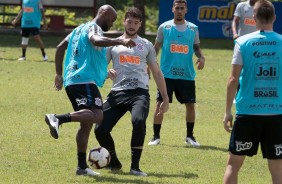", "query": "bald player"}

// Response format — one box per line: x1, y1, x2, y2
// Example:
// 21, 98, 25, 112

44, 5, 136, 176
